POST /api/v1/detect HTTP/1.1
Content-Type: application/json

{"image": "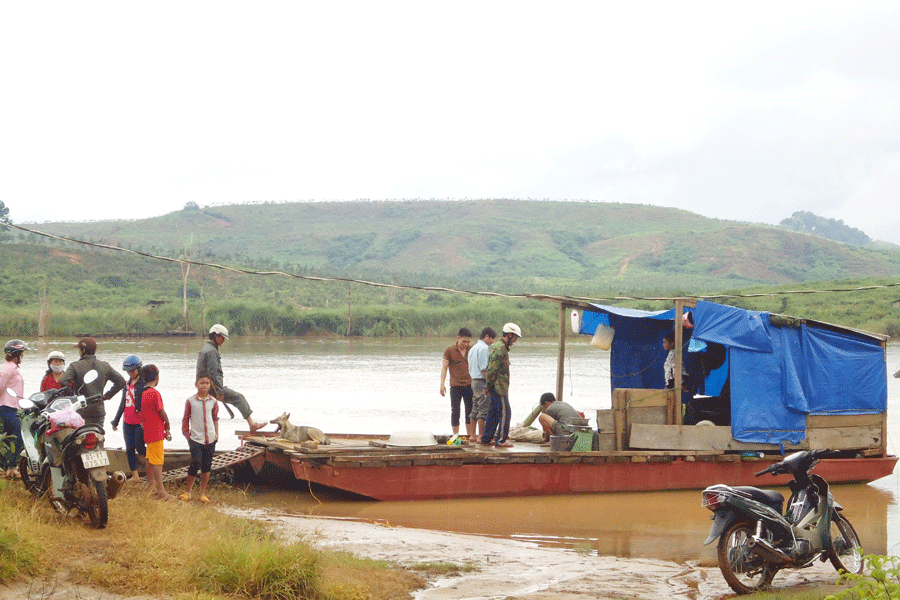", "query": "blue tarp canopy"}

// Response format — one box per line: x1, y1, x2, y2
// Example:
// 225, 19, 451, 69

580, 300, 887, 444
